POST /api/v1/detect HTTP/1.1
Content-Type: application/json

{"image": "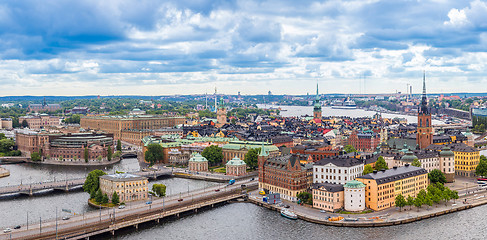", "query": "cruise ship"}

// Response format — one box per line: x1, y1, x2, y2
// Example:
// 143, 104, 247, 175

331, 98, 357, 109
